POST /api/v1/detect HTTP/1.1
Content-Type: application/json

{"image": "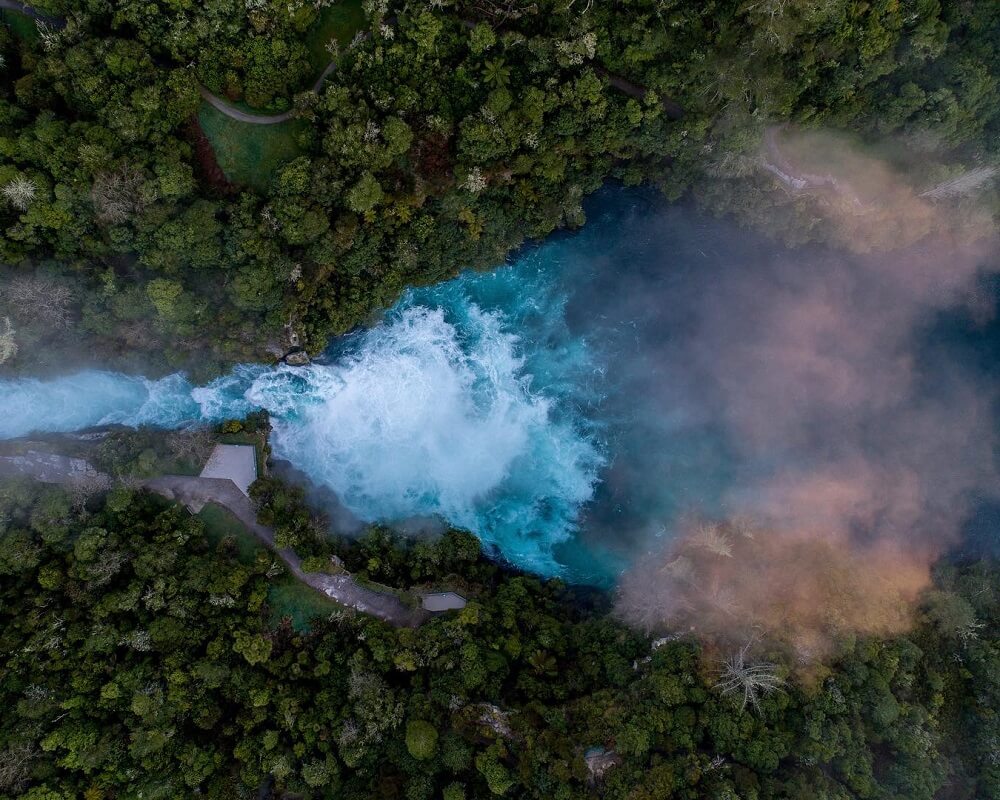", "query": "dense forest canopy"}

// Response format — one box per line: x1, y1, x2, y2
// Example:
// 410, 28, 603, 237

2, 478, 1000, 799
1, 0, 1000, 798
0, 0, 996, 376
